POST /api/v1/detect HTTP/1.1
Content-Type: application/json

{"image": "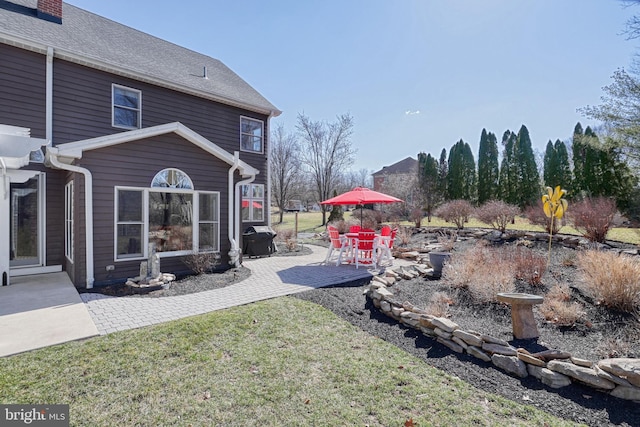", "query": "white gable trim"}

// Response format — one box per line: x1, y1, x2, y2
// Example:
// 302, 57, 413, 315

47, 122, 259, 177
